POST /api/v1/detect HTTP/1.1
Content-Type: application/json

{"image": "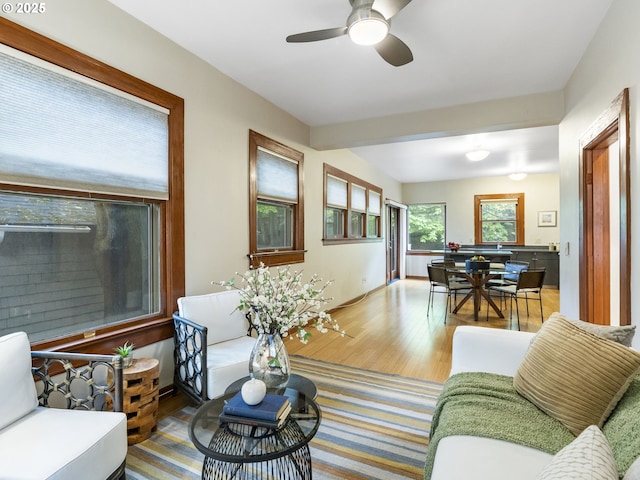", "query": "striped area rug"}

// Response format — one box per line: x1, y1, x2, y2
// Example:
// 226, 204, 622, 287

125, 356, 442, 480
